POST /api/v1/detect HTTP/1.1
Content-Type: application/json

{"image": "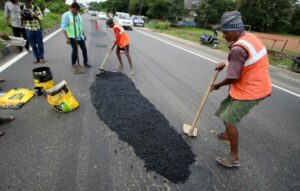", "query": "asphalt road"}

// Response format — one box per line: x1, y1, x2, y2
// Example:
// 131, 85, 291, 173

0, 14, 299, 191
